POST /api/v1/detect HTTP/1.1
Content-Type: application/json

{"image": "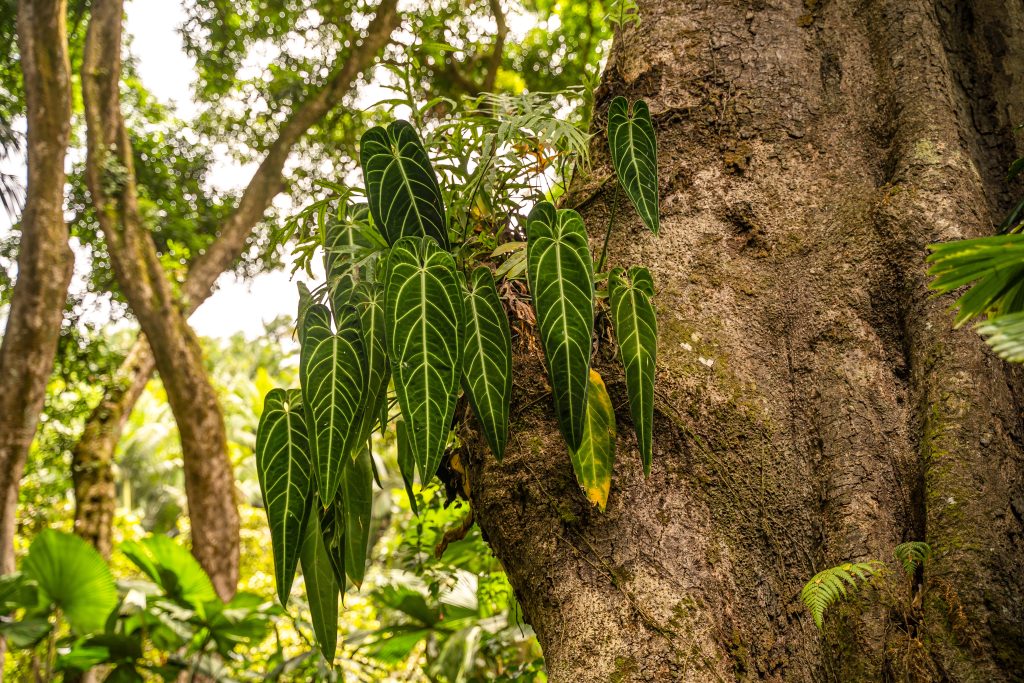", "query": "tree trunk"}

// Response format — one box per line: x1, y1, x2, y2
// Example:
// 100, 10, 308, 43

0, 0, 74, 674
70, 0, 401, 556
71, 341, 154, 557
0, 0, 74, 575
466, 1, 1024, 681
81, 0, 242, 600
